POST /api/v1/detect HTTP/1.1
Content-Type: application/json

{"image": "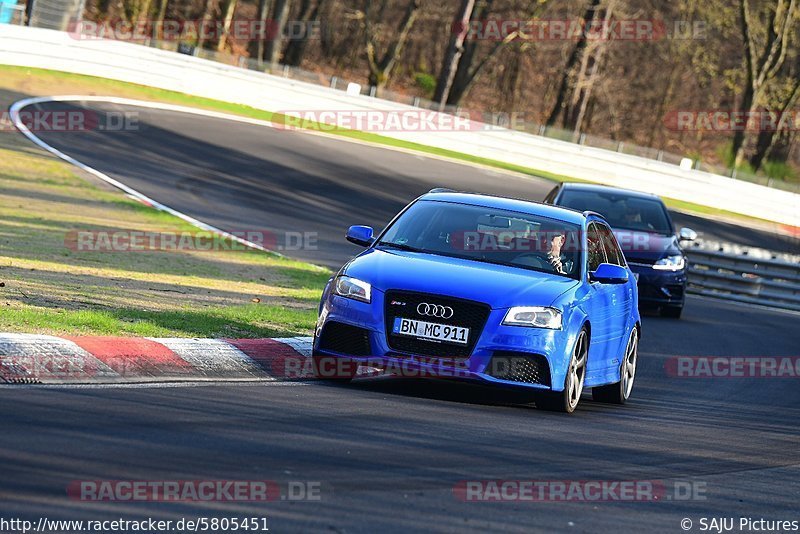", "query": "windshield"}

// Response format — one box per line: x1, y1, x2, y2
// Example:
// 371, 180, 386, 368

558, 190, 673, 235
378, 200, 583, 280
